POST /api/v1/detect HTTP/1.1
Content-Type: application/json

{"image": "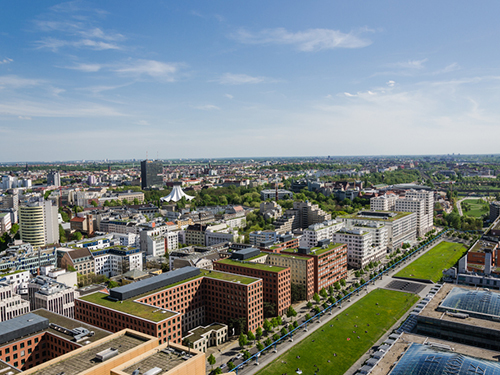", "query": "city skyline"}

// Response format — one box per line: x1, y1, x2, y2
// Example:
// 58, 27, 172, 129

1, 1, 500, 162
